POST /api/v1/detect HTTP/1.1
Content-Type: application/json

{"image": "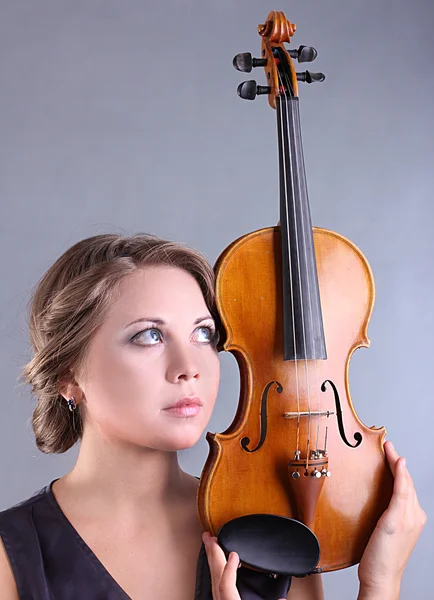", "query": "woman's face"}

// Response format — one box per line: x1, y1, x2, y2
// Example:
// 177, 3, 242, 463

76, 266, 220, 451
